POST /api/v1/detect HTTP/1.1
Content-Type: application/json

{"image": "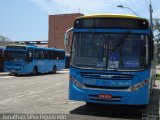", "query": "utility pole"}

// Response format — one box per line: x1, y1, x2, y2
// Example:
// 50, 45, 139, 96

149, 0, 153, 38
149, 0, 153, 29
